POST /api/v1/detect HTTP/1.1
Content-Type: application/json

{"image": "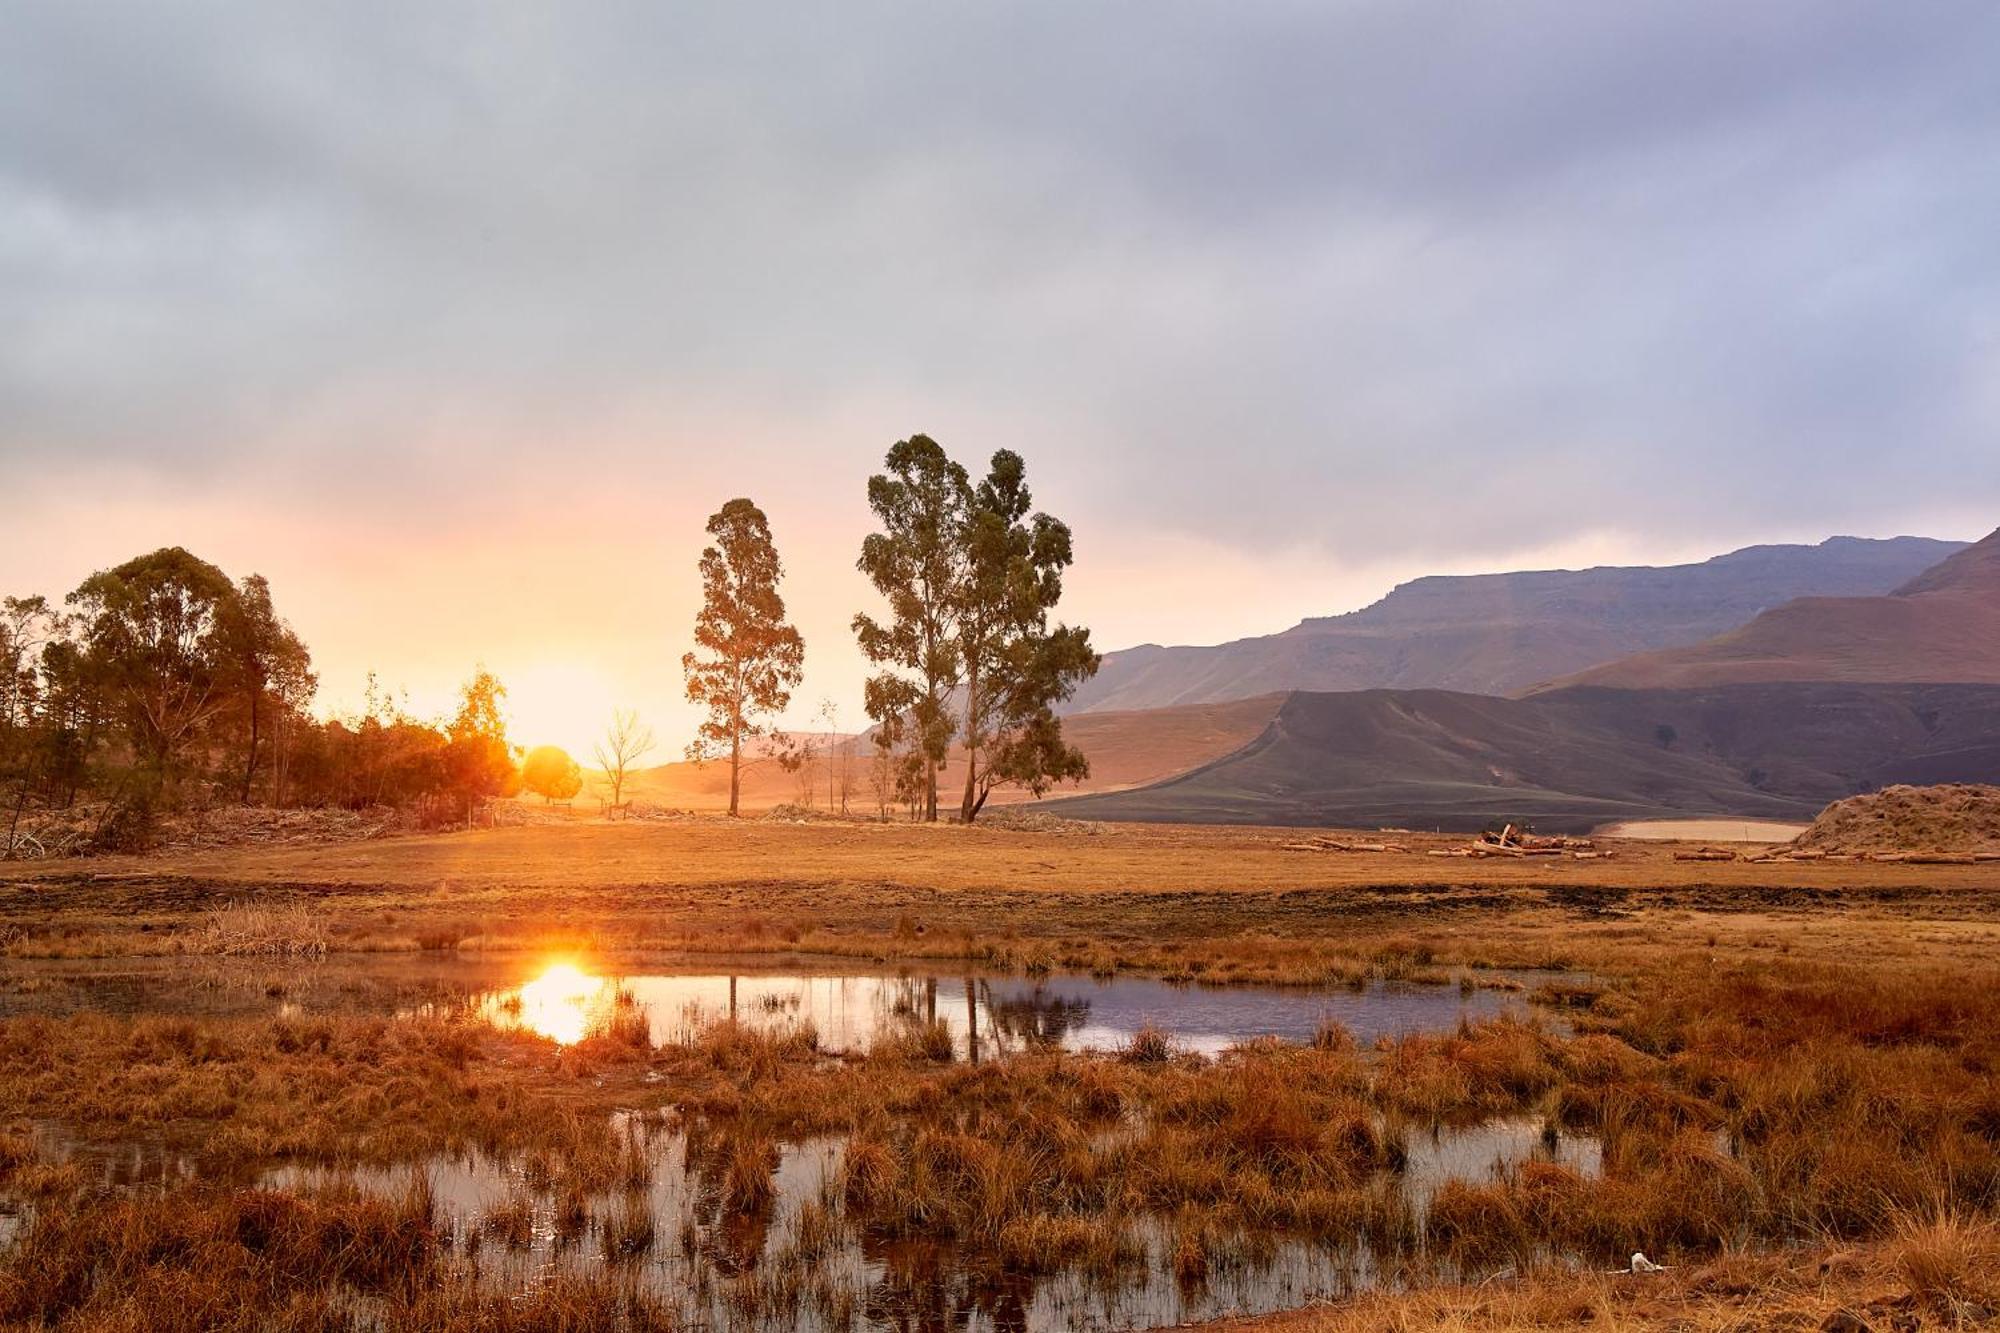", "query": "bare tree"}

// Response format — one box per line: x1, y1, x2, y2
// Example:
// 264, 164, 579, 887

594, 708, 656, 812
869, 741, 895, 821
816, 698, 841, 813
835, 735, 856, 816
